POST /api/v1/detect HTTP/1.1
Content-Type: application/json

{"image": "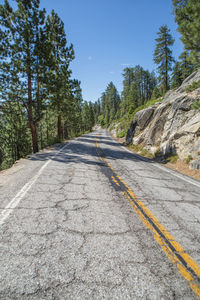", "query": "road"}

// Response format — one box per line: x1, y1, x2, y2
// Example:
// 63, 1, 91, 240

0, 129, 200, 299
